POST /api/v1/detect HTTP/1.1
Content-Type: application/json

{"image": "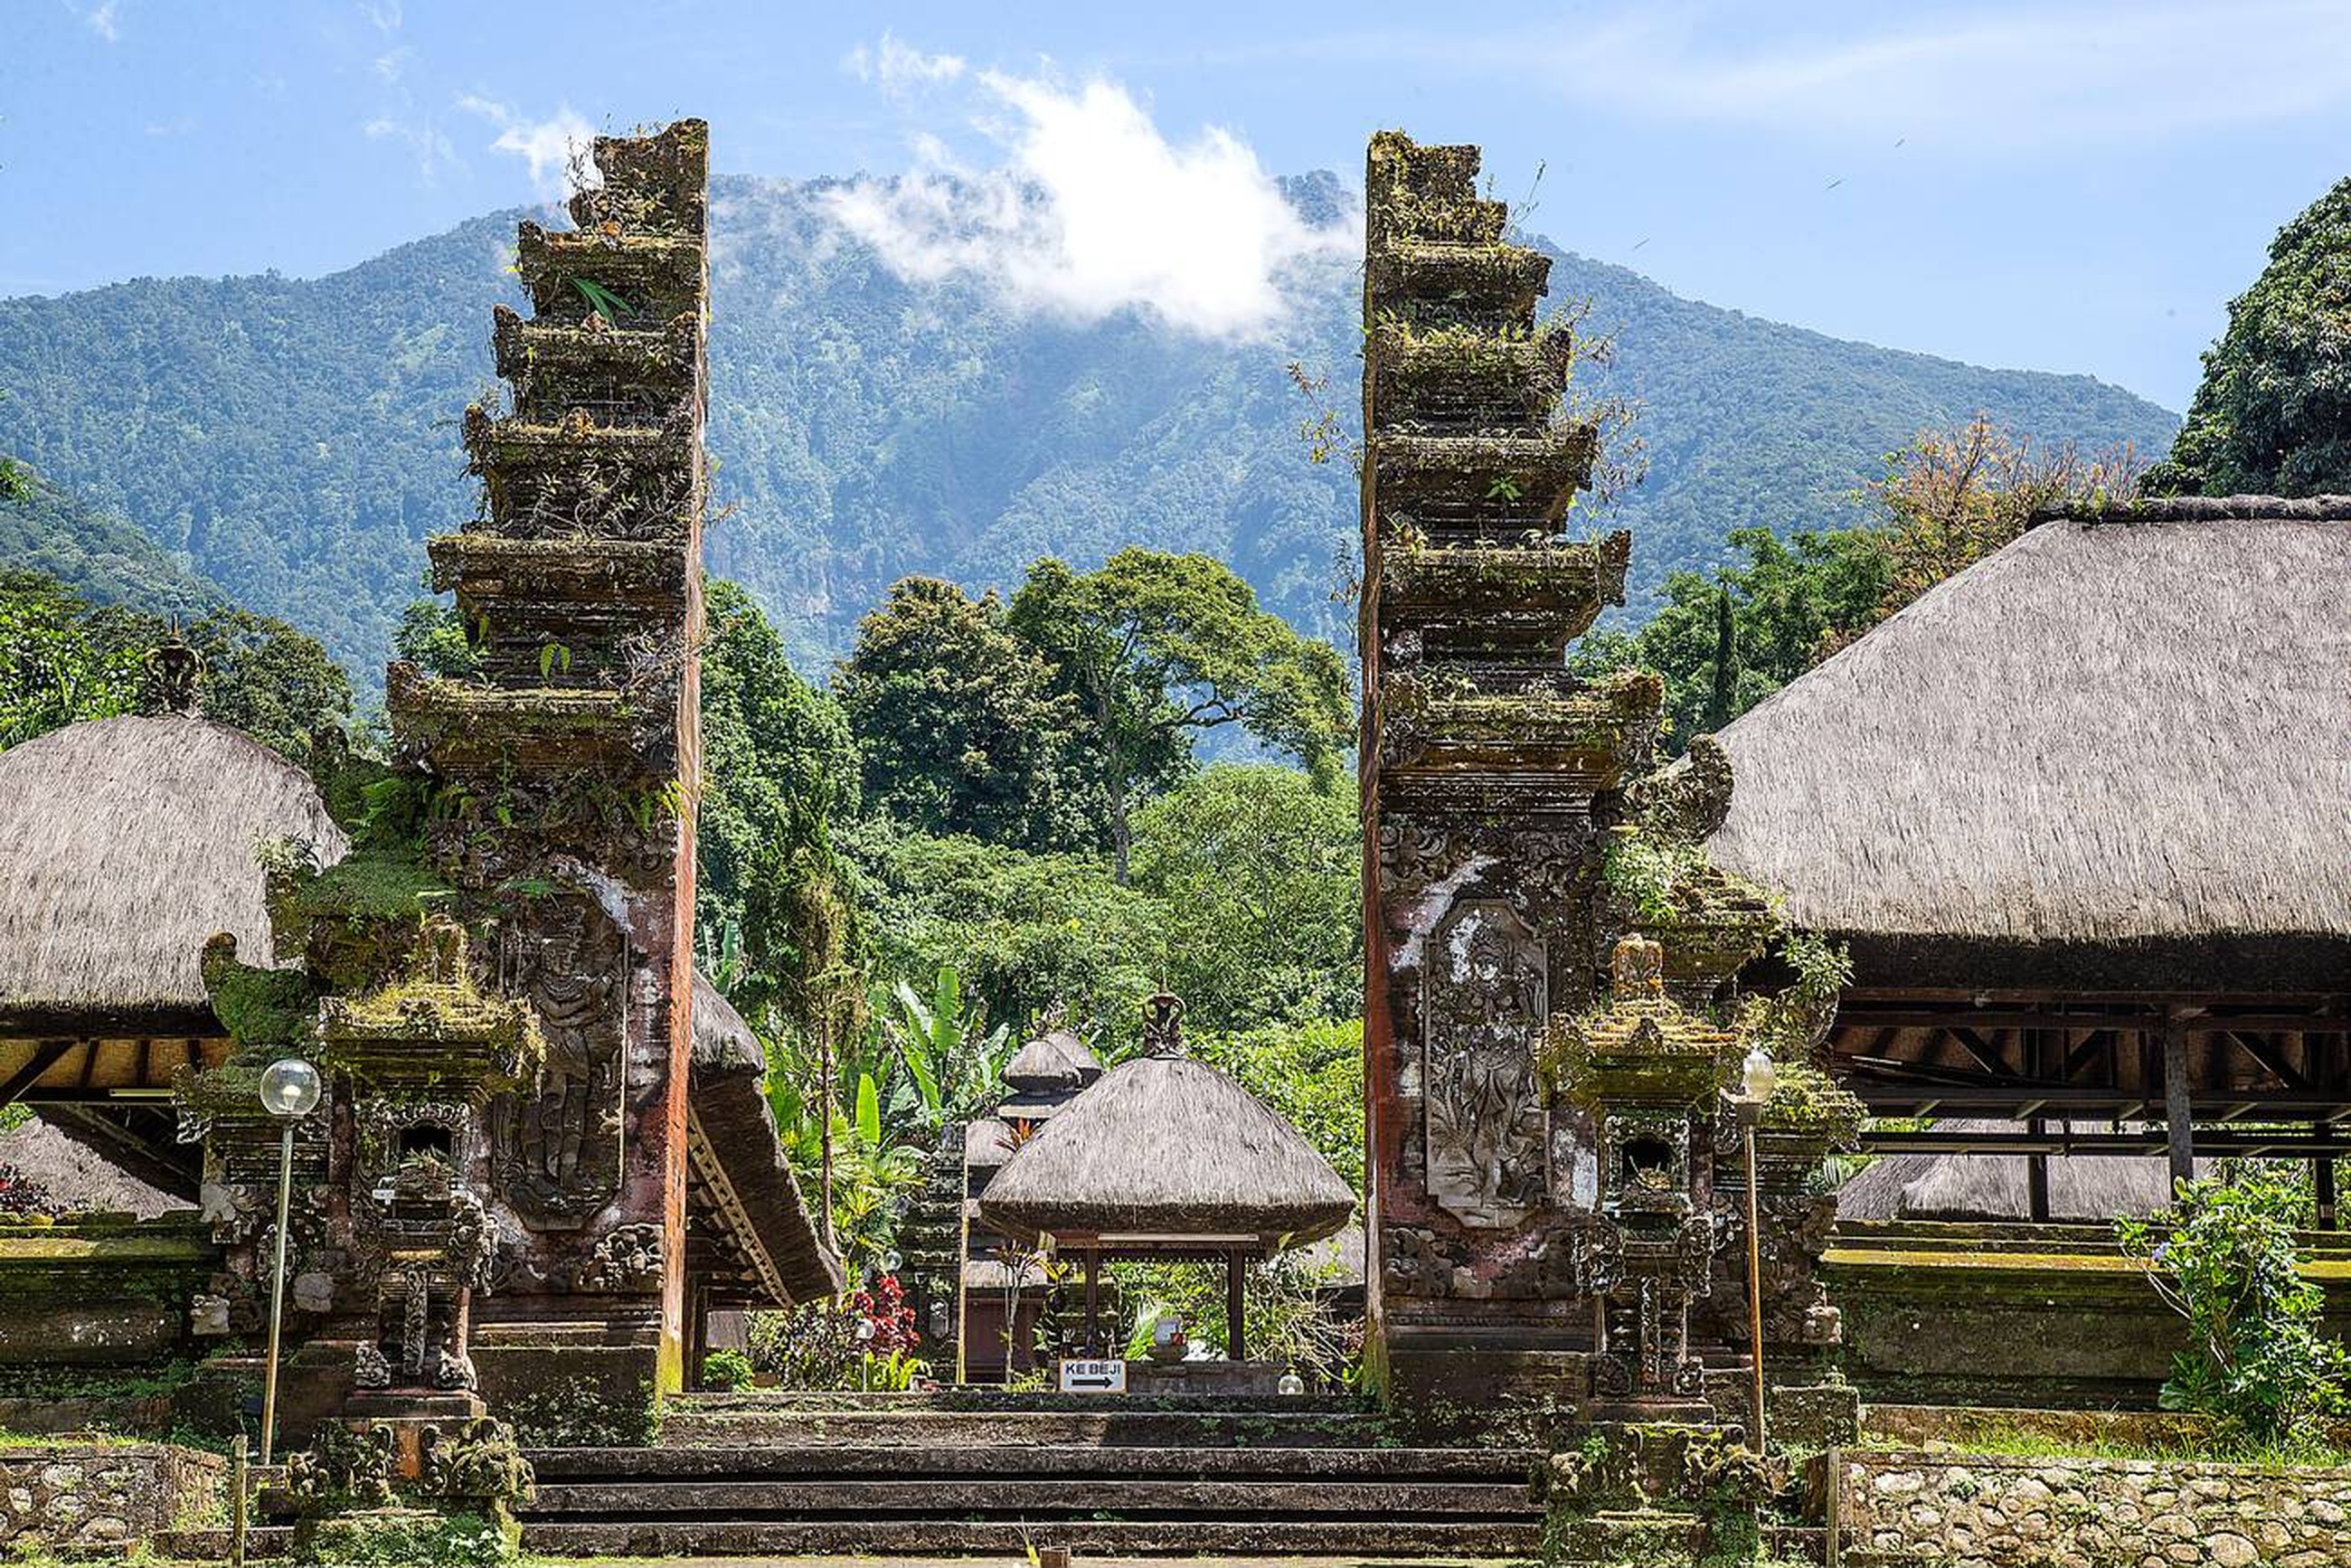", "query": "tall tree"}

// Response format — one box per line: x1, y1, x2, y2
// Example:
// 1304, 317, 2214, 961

1129, 764, 1361, 1030
834, 577, 1090, 855
2, 569, 352, 759
2147, 176, 2351, 497
1006, 549, 1354, 883
697, 578, 865, 1041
